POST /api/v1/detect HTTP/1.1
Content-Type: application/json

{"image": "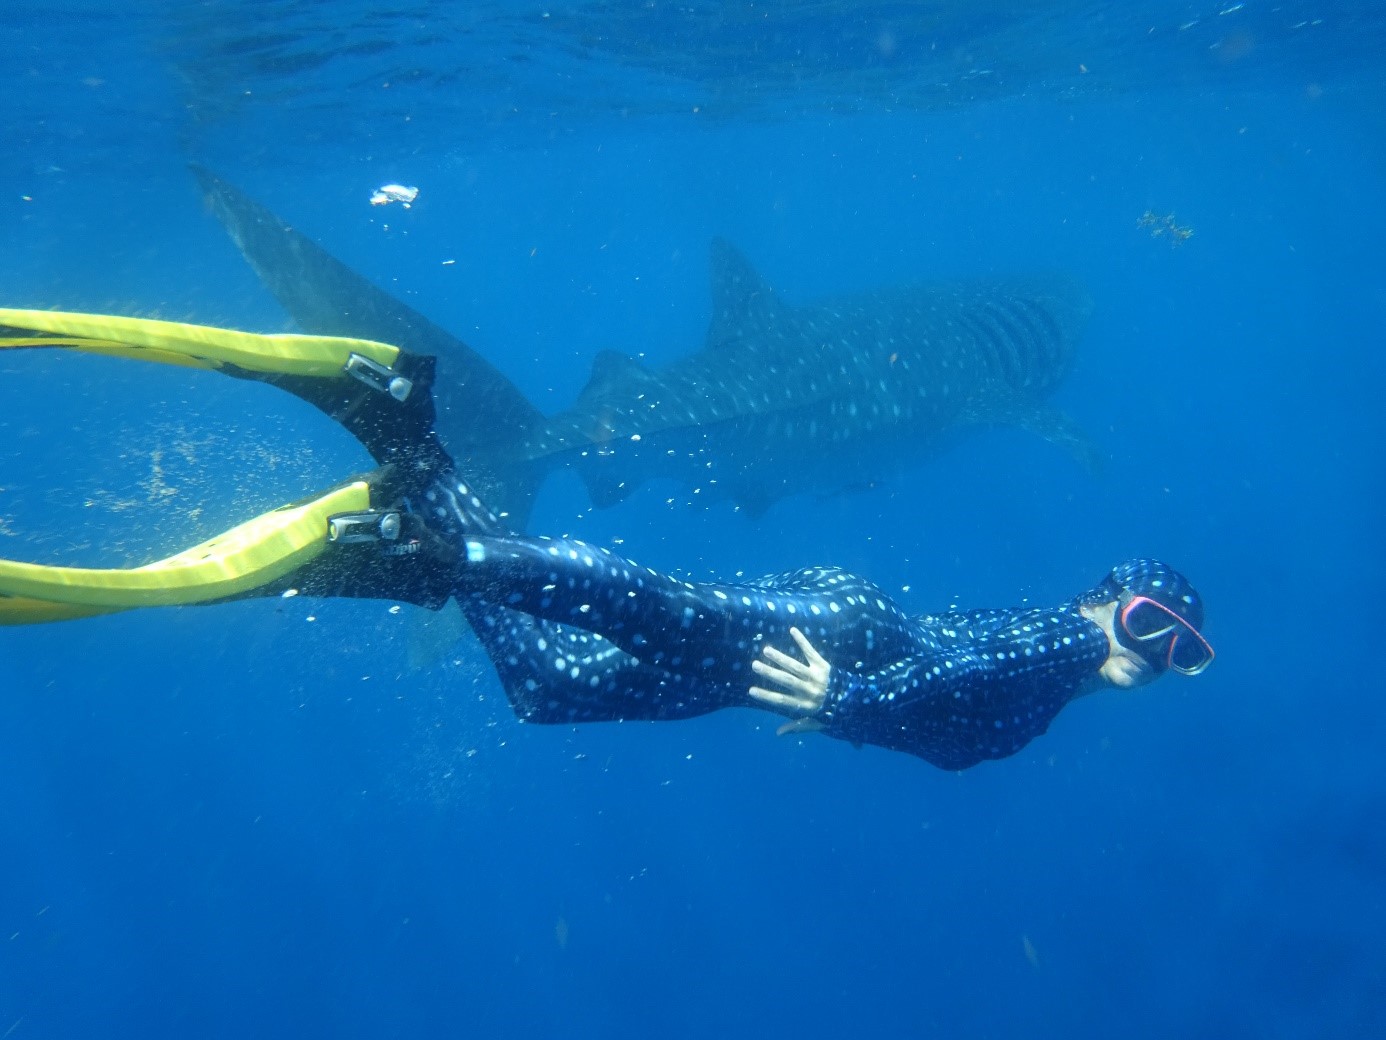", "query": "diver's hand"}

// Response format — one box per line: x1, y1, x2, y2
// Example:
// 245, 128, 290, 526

749, 627, 831, 714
